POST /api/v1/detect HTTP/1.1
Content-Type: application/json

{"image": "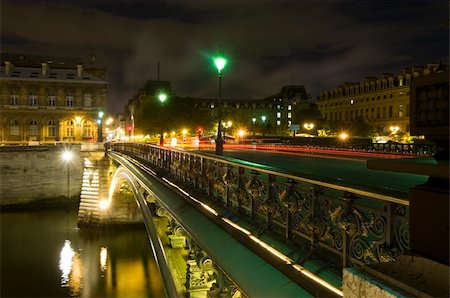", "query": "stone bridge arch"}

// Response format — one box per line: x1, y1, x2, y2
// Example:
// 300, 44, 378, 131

77, 159, 155, 227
